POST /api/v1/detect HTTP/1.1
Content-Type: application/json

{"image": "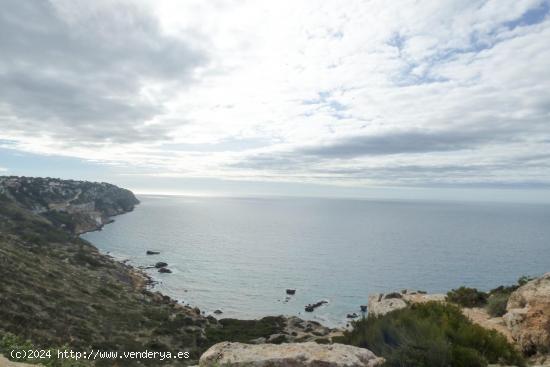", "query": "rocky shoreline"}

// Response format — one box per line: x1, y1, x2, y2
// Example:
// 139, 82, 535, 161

2, 176, 550, 367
